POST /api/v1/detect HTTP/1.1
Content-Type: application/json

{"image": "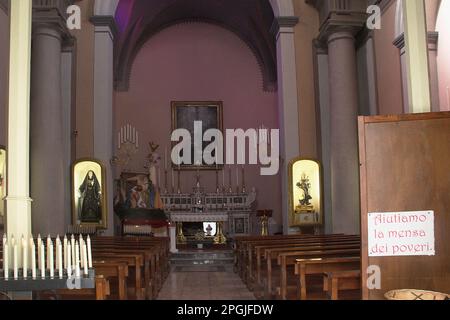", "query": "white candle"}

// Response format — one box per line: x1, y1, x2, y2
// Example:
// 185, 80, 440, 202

67, 243, 72, 279
13, 243, 18, 280
87, 235, 92, 269
37, 234, 42, 270
46, 235, 51, 269
71, 235, 75, 268
58, 241, 63, 279
22, 236, 27, 279
79, 235, 84, 266
40, 243, 45, 279
236, 166, 239, 186
3, 241, 8, 280
75, 241, 80, 278
2, 234, 6, 249
118, 132, 121, 149
82, 242, 88, 275
49, 242, 54, 279
63, 235, 68, 269
171, 169, 174, 190
31, 240, 36, 279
